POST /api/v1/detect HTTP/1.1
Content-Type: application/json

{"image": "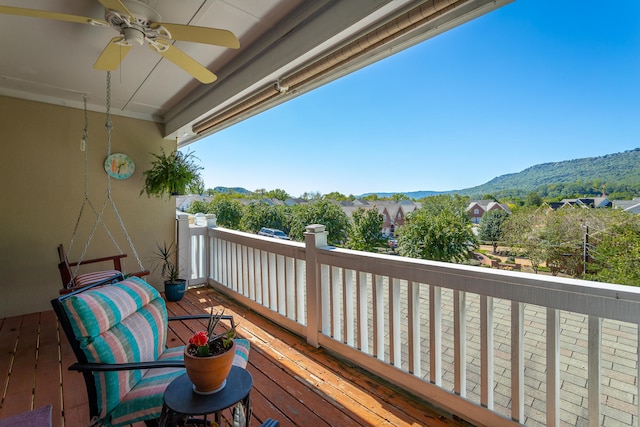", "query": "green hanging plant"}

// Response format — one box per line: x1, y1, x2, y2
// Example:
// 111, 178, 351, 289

141, 148, 204, 198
